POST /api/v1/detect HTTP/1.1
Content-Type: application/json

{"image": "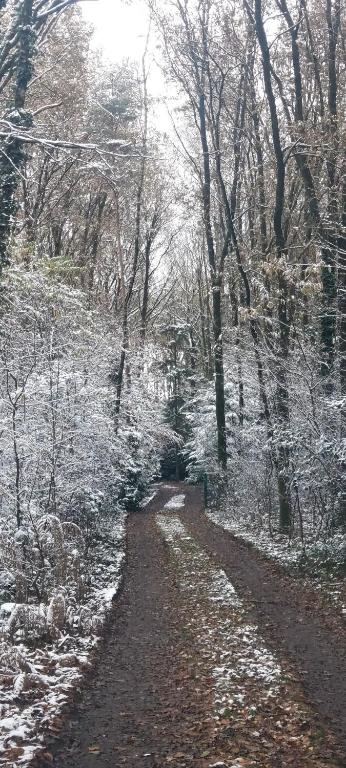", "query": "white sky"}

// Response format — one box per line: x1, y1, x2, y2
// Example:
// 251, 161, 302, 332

81, 0, 150, 66
81, 0, 175, 133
